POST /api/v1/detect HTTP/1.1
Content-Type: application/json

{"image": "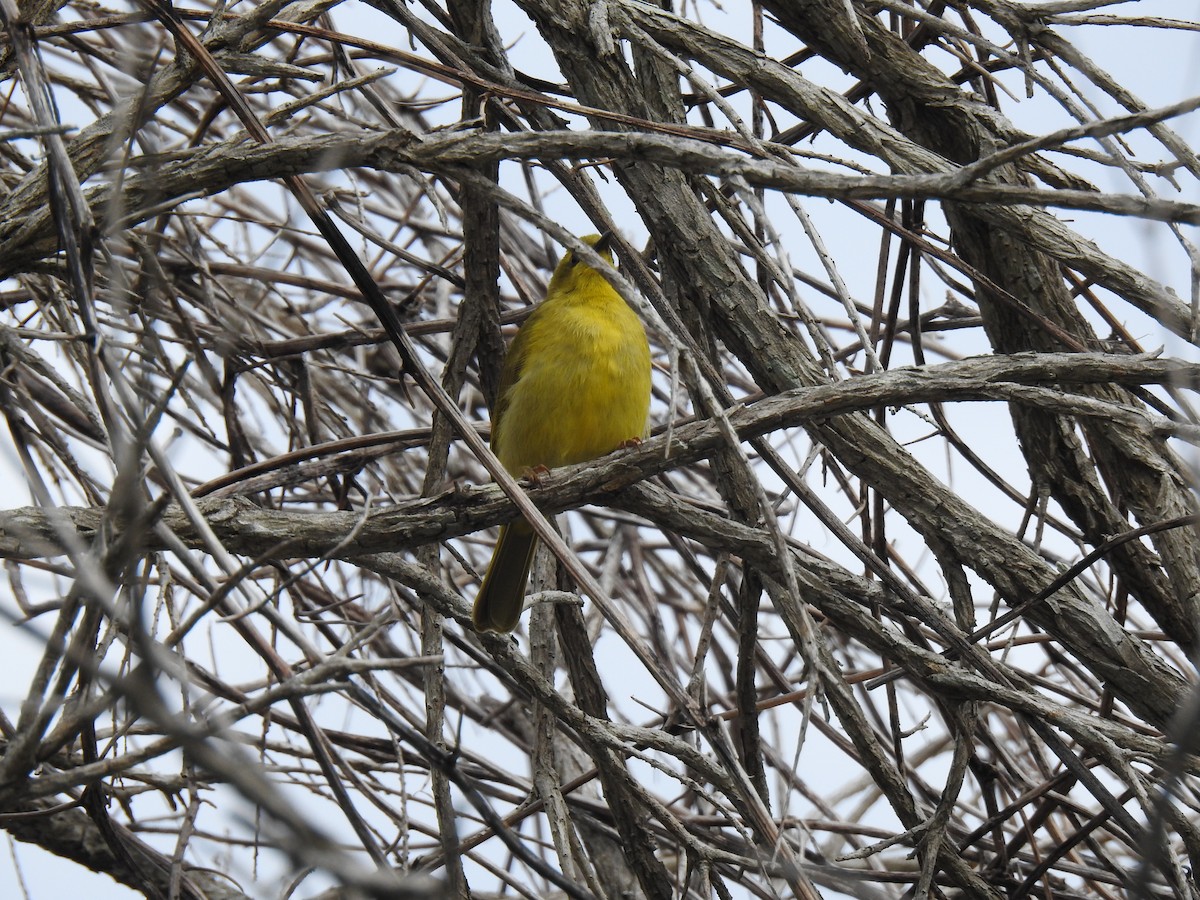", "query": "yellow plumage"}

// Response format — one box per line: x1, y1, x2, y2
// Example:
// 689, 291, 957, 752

472, 234, 652, 633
